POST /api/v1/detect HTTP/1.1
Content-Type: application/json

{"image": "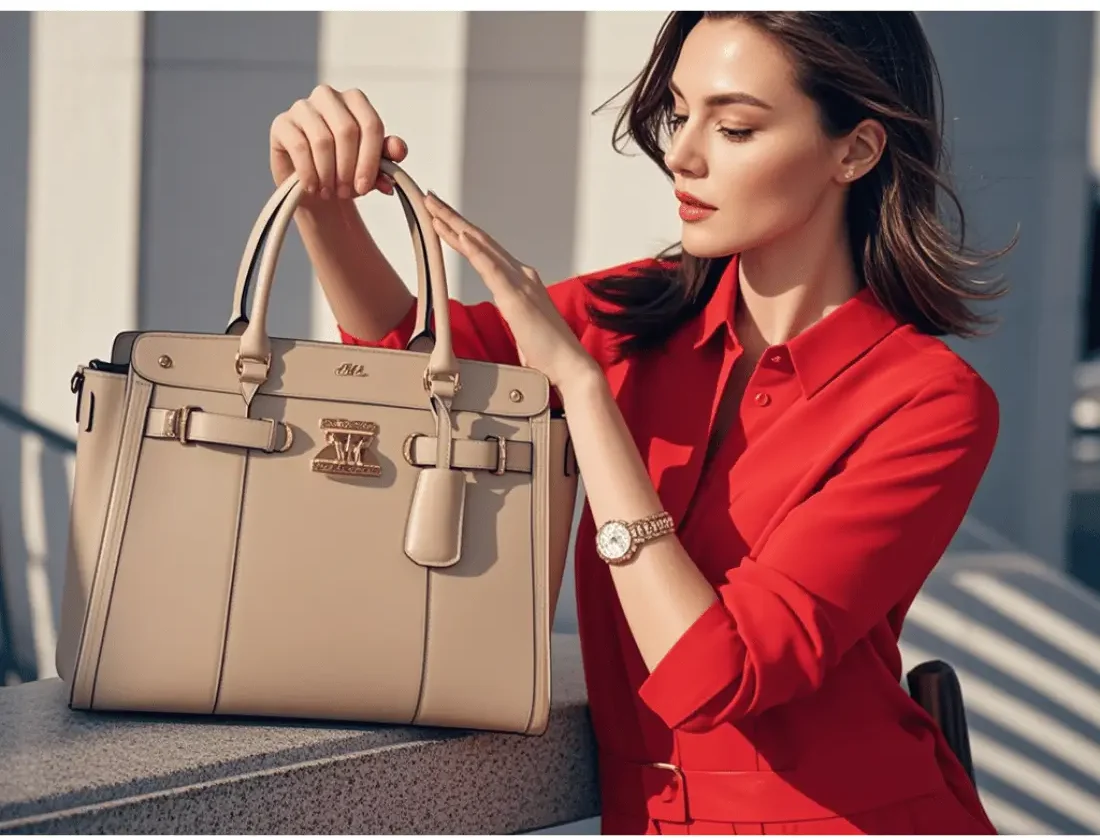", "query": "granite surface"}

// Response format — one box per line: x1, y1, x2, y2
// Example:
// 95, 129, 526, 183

0, 633, 598, 834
